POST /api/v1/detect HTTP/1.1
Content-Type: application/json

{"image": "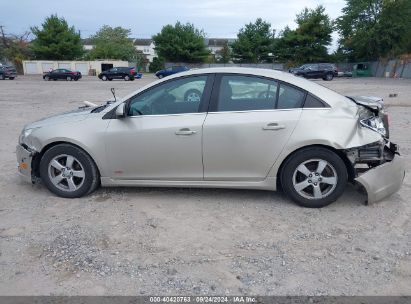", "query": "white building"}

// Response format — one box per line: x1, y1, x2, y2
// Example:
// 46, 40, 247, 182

80, 37, 235, 63
133, 39, 157, 62
205, 38, 235, 59
81, 38, 94, 51
22, 60, 129, 75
